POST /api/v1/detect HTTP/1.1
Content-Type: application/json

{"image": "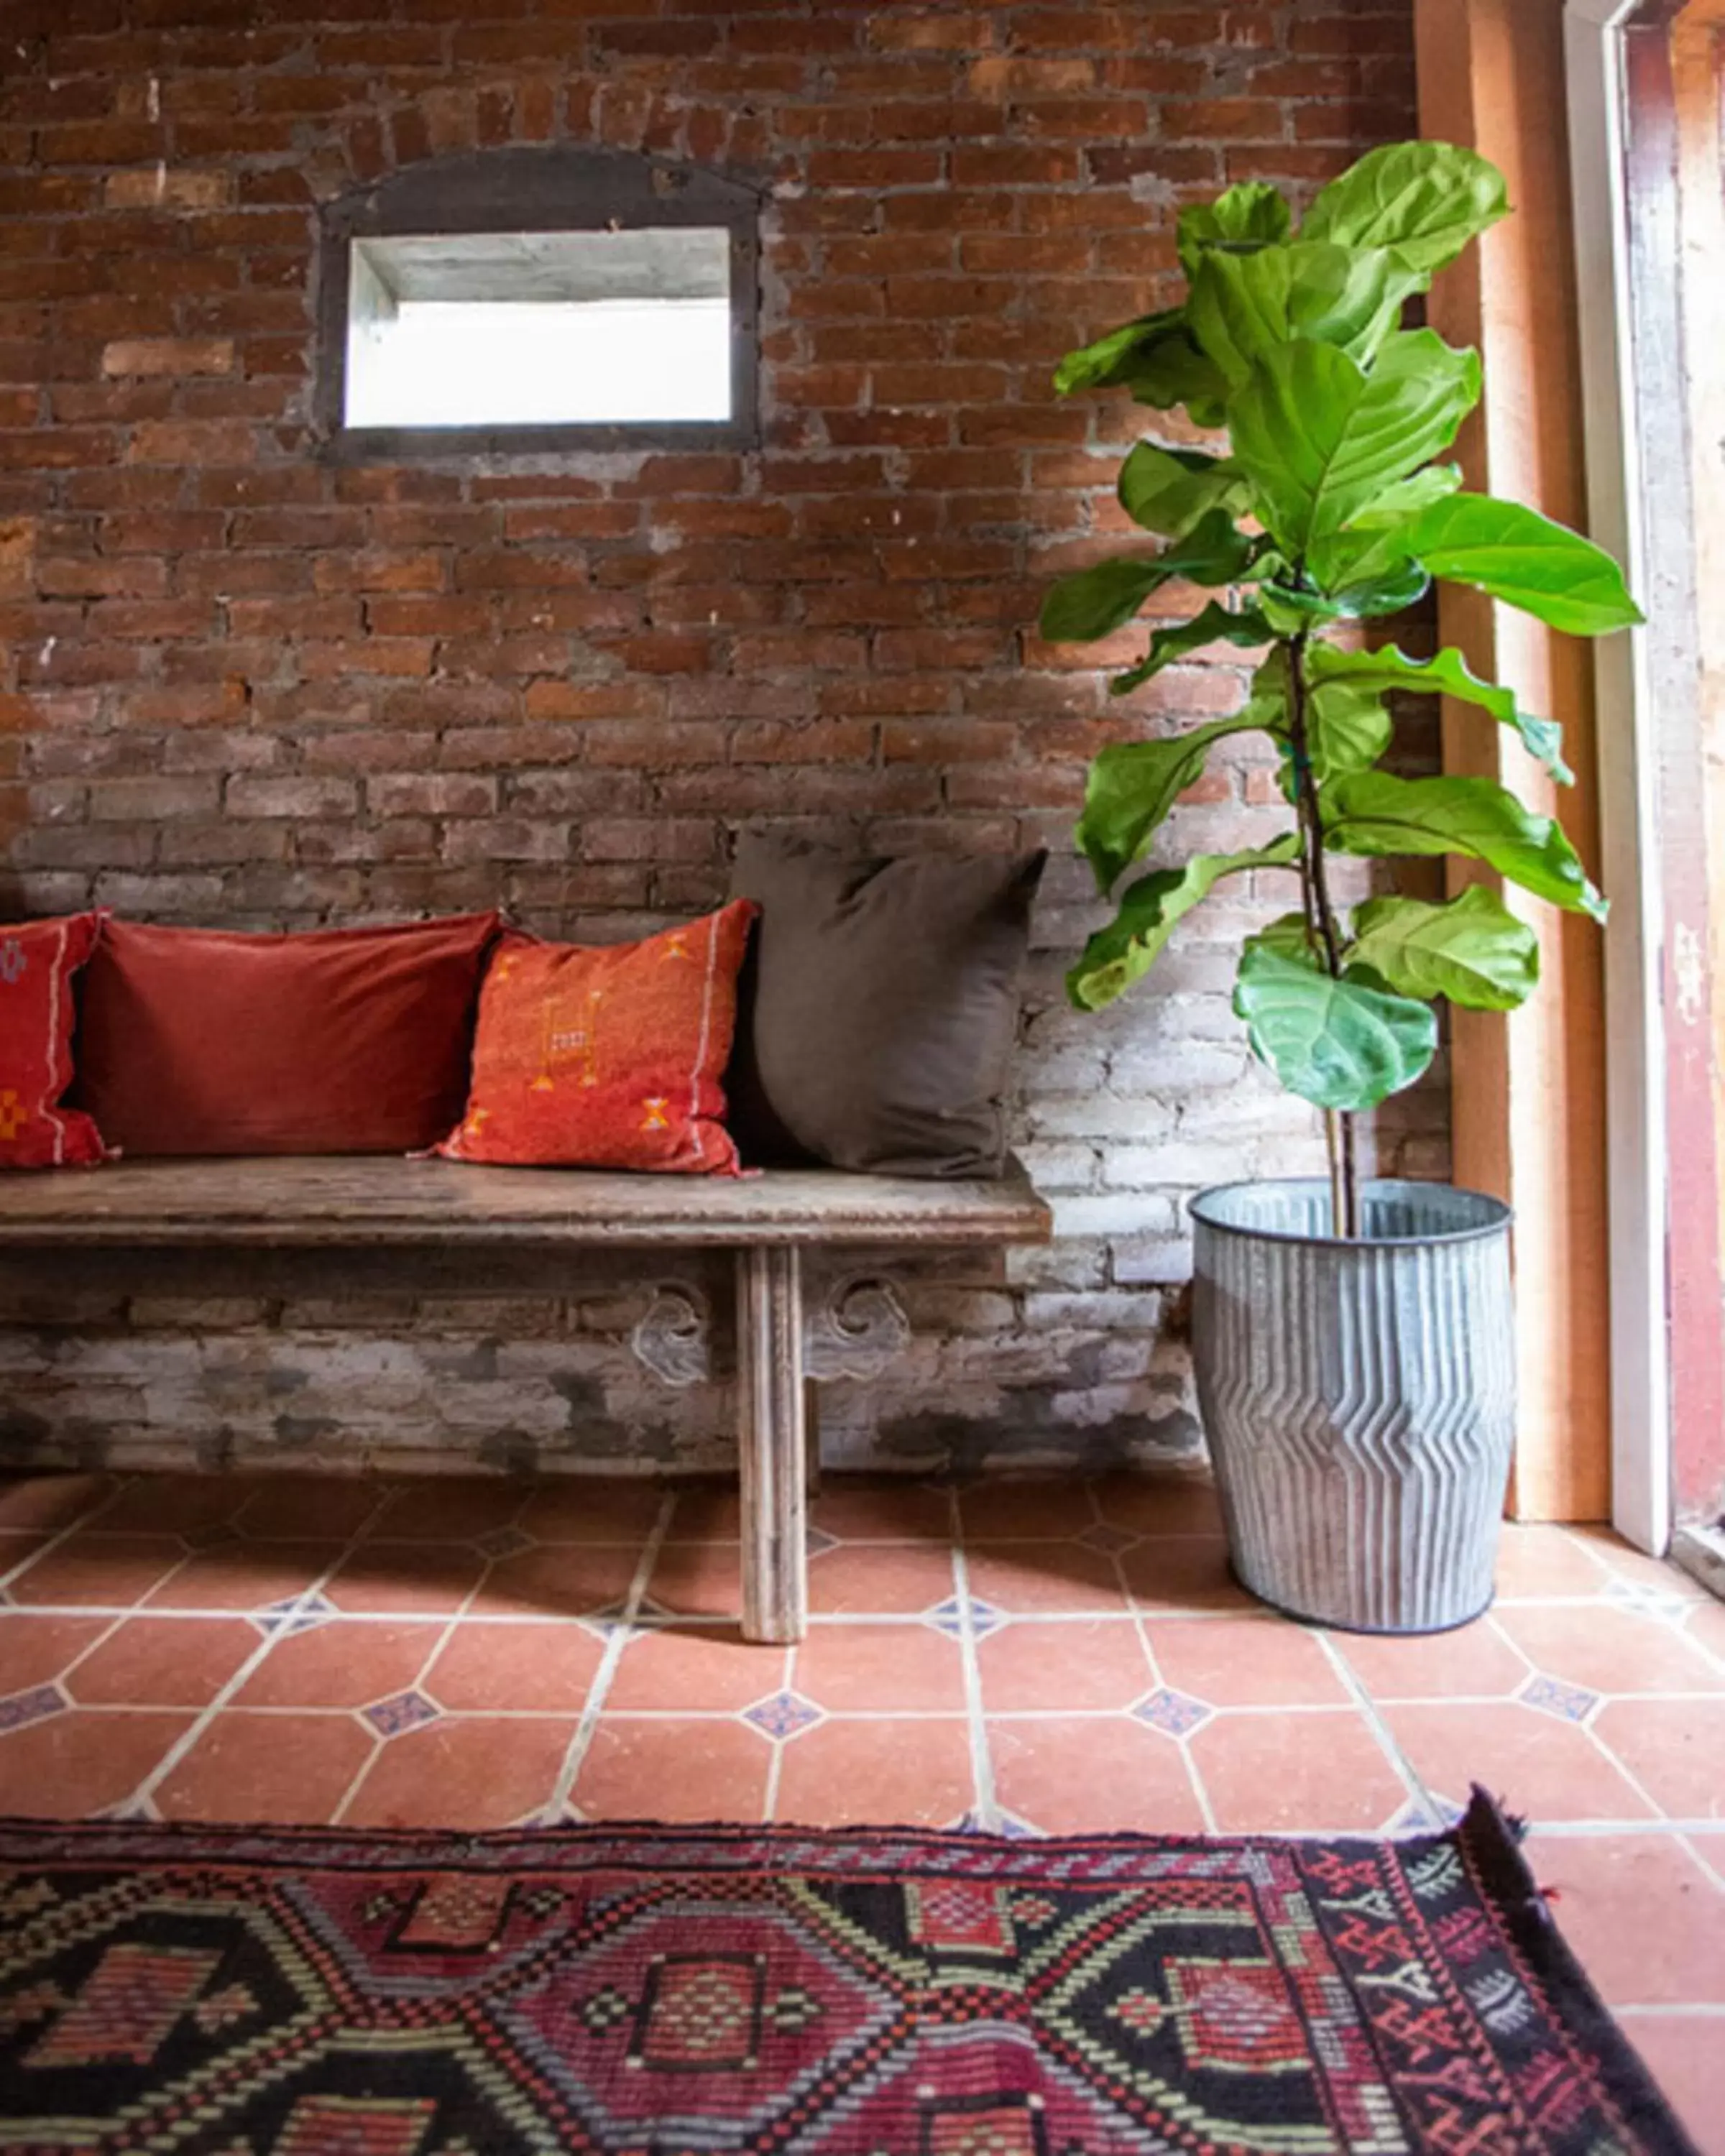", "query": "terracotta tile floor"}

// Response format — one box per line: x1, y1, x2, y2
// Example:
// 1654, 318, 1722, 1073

1, 1466, 1721, 2149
